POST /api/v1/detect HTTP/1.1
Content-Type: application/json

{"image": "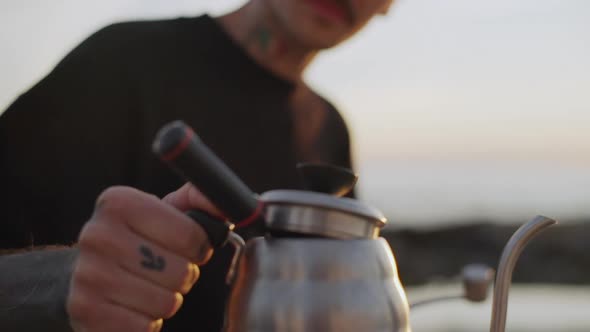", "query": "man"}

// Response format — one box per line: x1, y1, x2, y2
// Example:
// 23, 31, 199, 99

0, 0, 394, 331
